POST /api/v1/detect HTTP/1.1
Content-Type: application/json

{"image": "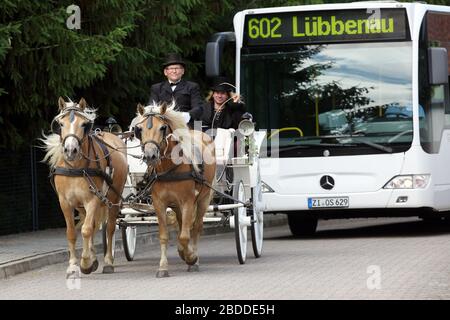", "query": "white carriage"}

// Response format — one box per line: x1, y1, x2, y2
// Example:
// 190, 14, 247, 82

109, 119, 265, 264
